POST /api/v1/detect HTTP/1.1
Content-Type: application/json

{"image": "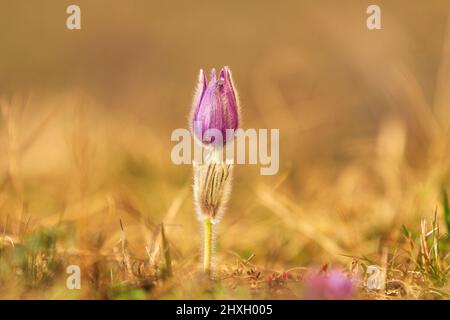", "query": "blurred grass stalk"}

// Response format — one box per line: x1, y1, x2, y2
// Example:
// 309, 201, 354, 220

194, 160, 232, 277
202, 216, 213, 274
